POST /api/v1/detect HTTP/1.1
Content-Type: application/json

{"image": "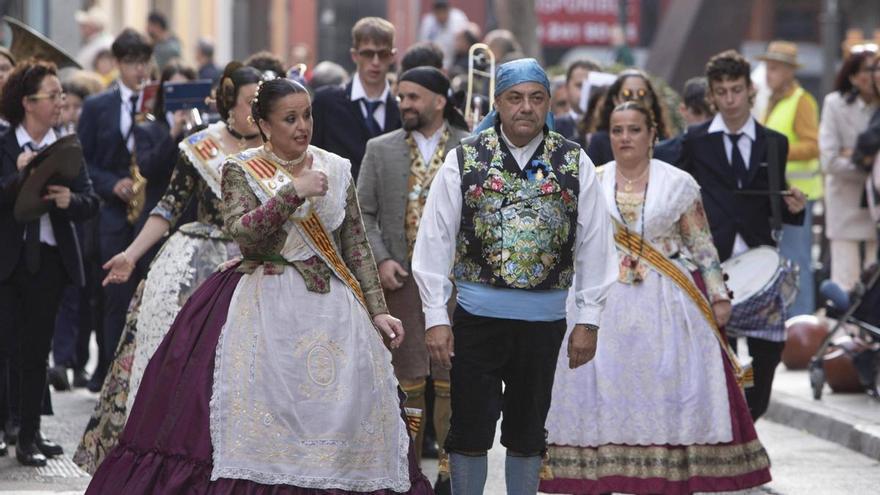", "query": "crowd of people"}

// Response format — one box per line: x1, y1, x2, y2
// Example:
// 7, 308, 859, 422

0, 2, 878, 495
